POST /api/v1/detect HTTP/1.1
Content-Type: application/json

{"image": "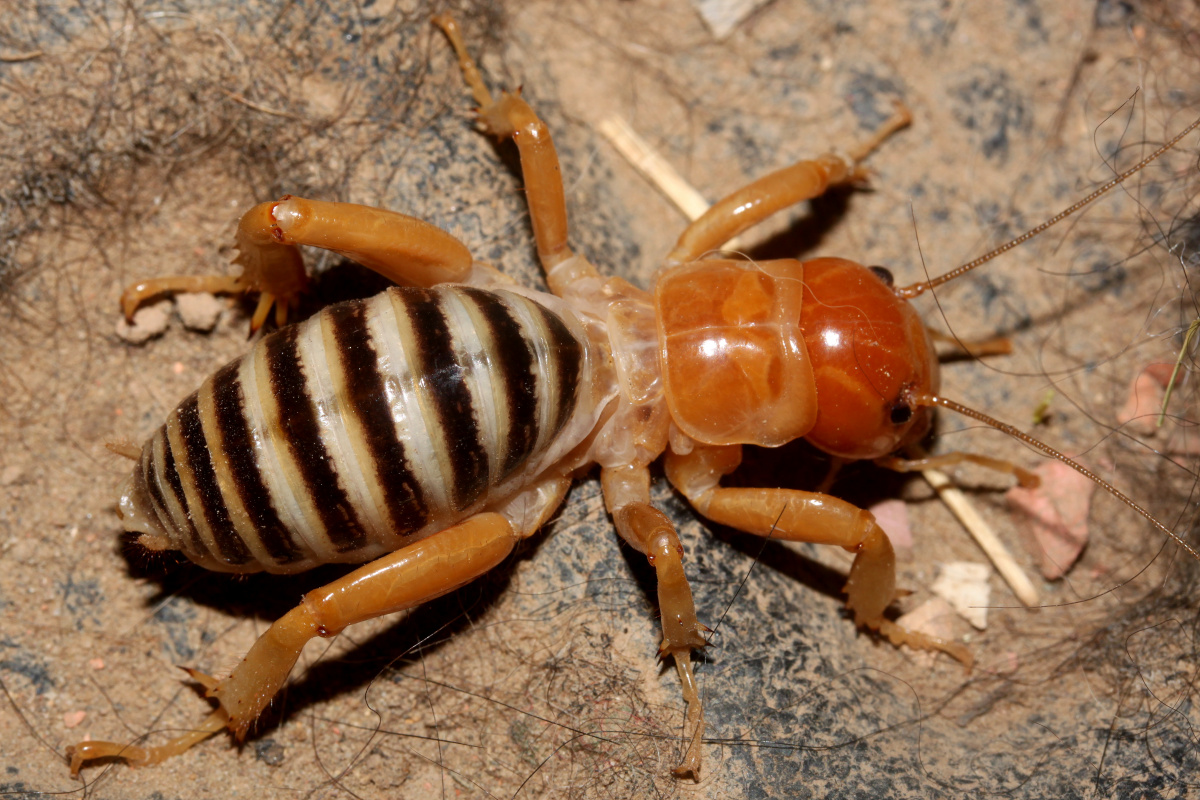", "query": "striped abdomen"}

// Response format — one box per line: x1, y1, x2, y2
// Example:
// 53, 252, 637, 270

122, 286, 585, 574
